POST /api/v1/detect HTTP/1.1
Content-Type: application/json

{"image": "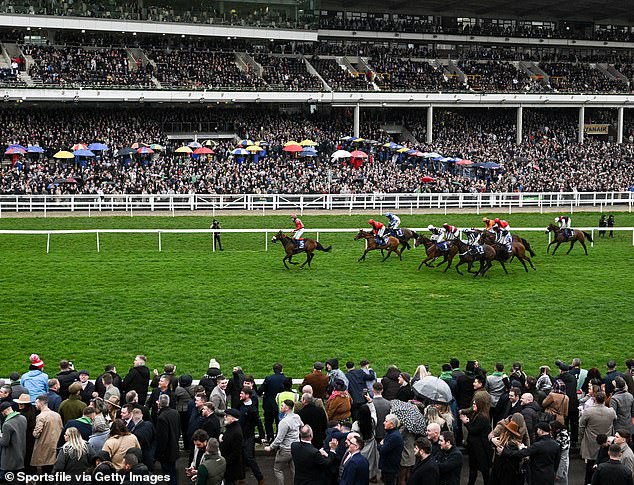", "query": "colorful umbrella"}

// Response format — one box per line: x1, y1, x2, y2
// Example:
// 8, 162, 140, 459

175, 146, 193, 154
238, 139, 254, 147
340, 136, 353, 141
88, 143, 108, 151
5, 147, 26, 155
352, 137, 365, 143
255, 140, 269, 146
383, 142, 403, 149
188, 141, 202, 148
116, 148, 135, 156
245, 145, 264, 152
193, 147, 214, 155
300, 150, 319, 157
421, 176, 435, 183
350, 150, 368, 159
397, 147, 410, 153
203, 139, 217, 147
71, 143, 87, 151
284, 141, 302, 147
150, 144, 164, 151
408, 151, 425, 157
73, 149, 96, 157
456, 159, 473, 166
137, 147, 154, 154
232, 148, 249, 156
7, 144, 26, 151
27, 146, 44, 153
53, 151, 75, 159
283, 145, 303, 153
390, 399, 426, 435
299, 139, 317, 147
